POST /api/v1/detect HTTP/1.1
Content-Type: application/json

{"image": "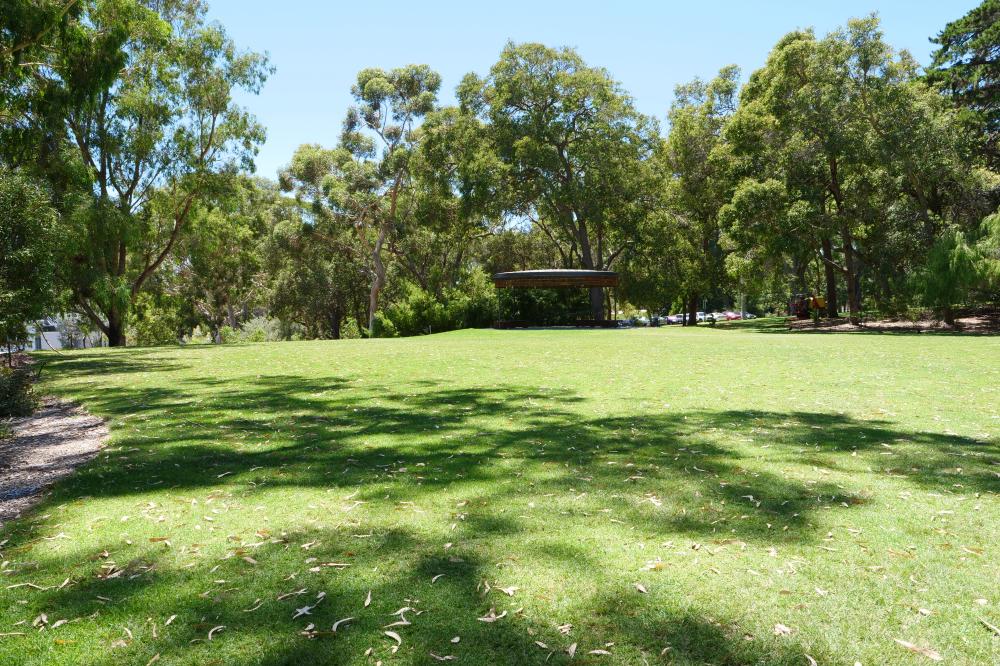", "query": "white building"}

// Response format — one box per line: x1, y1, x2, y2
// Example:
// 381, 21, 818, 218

21, 316, 105, 351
